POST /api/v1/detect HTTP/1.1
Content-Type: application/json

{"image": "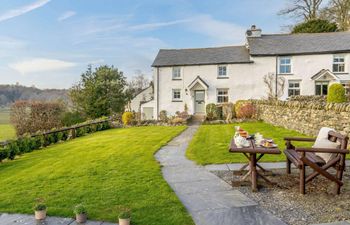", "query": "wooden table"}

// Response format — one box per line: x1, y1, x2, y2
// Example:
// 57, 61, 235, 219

229, 138, 281, 191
